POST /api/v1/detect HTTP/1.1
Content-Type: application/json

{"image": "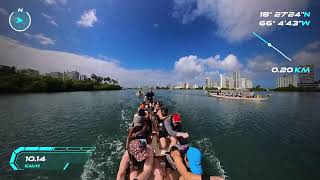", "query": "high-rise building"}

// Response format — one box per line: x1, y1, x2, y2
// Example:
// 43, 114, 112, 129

277, 75, 298, 88
298, 64, 317, 88
205, 77, 211, 88
193, 84, 199, 89
45, 72, 63, 80
245, 79, 253, 89
174, 83, 185, 89
240, 78, 247, 89
210, 81, 218, 88
186, 83, 192, 89
64, 71, 80, 80
220, 74, 226, 88
218, 72, 252, 89
80, 75, 87, 80
225, 77, 234, 89
233, 70, 241, 89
